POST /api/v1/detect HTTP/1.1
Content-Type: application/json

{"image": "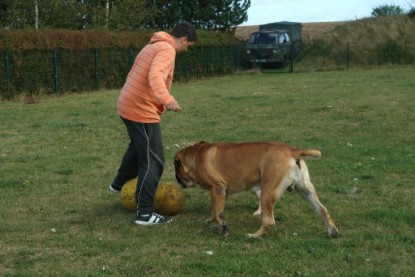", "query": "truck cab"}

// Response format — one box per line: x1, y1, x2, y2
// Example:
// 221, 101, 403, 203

245, 30, 291, 65
245, 21, 302, 67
